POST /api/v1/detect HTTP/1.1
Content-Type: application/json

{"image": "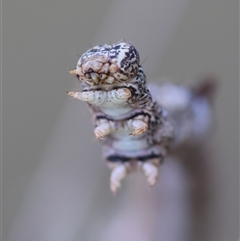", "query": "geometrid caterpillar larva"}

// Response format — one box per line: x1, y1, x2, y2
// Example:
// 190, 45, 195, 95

68, 41, 213, 193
